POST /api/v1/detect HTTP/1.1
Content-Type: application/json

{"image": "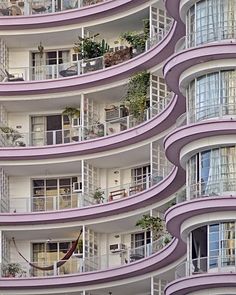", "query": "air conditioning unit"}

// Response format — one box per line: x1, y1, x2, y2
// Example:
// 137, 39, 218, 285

73, 182, 82, 192
109, 243, 126, 253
